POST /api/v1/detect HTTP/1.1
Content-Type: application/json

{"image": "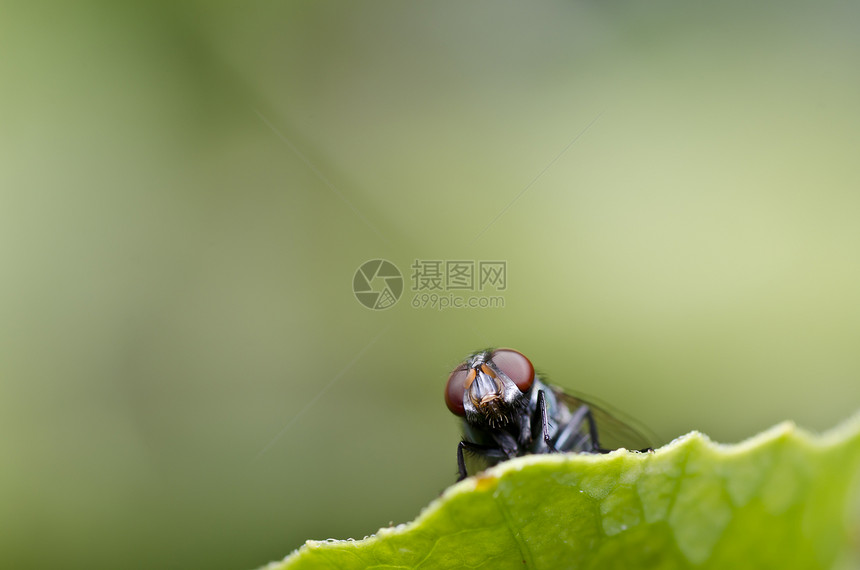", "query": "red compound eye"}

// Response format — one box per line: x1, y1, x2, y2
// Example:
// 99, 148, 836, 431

444, 367, 475, 416
490, 349, 534, 392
